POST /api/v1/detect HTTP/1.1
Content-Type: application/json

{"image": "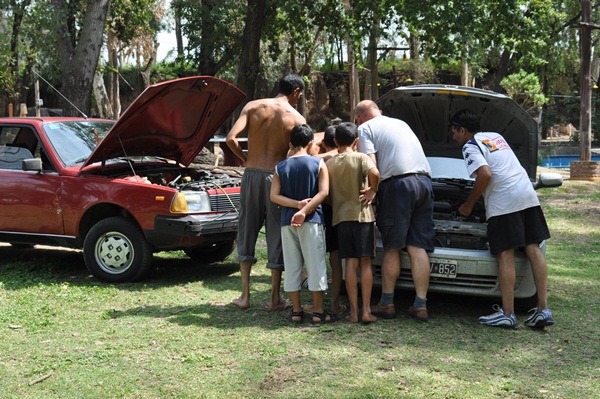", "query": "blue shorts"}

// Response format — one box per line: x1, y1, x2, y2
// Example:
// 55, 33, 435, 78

376, 173, 435, 251
487, 206, 550, 255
